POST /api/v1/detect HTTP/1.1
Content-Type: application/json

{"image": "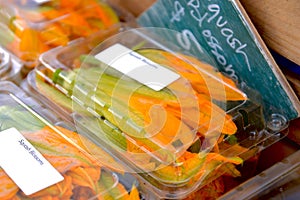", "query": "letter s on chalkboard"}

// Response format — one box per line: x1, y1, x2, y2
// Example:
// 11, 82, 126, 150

176, 29, 204, 53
